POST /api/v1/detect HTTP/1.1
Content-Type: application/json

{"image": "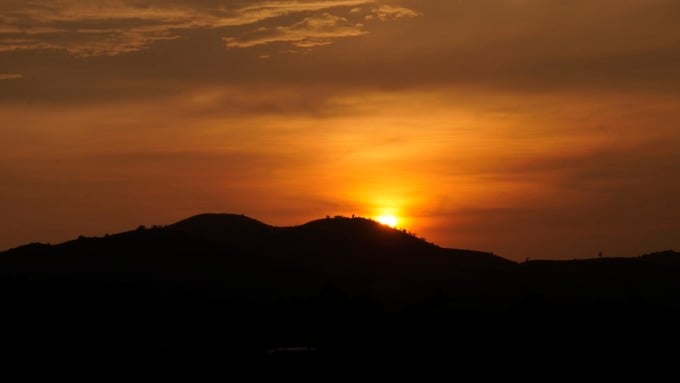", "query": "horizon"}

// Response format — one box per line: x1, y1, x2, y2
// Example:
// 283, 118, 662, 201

2, 1, 680, 261
2, 211, 675, 261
